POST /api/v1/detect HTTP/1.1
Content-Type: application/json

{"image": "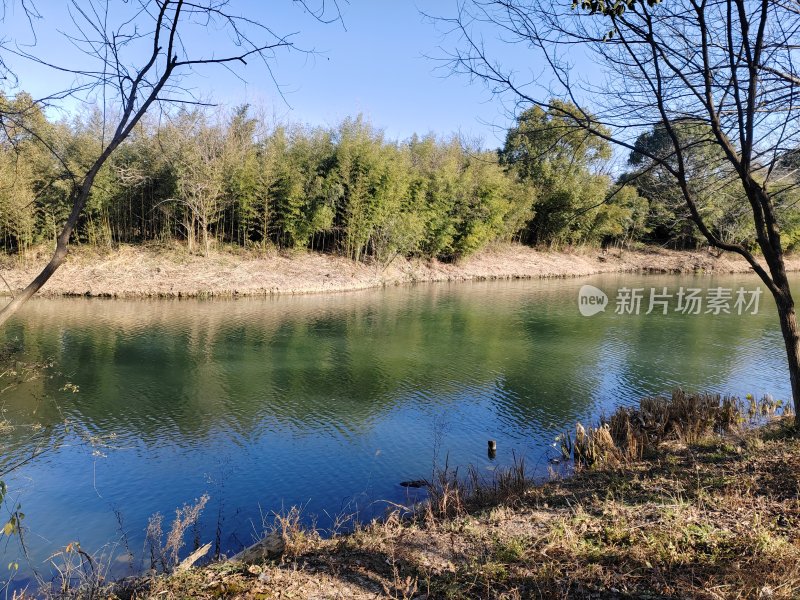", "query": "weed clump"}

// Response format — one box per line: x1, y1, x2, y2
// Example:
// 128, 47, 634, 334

560, 390, 792, 468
